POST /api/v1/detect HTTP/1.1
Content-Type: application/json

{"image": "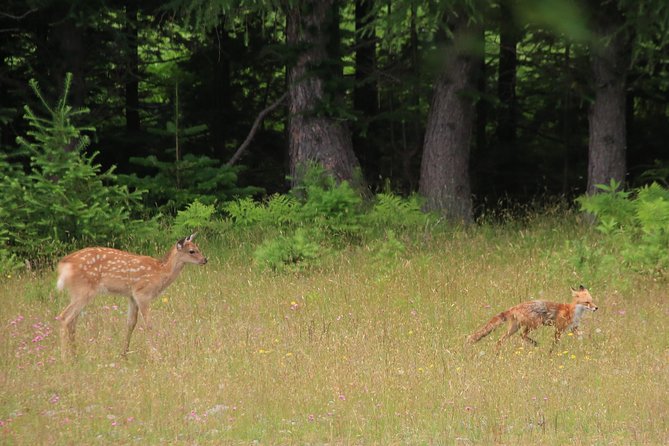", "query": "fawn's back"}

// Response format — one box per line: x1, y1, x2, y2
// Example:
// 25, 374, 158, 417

57, 247, 164, 296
